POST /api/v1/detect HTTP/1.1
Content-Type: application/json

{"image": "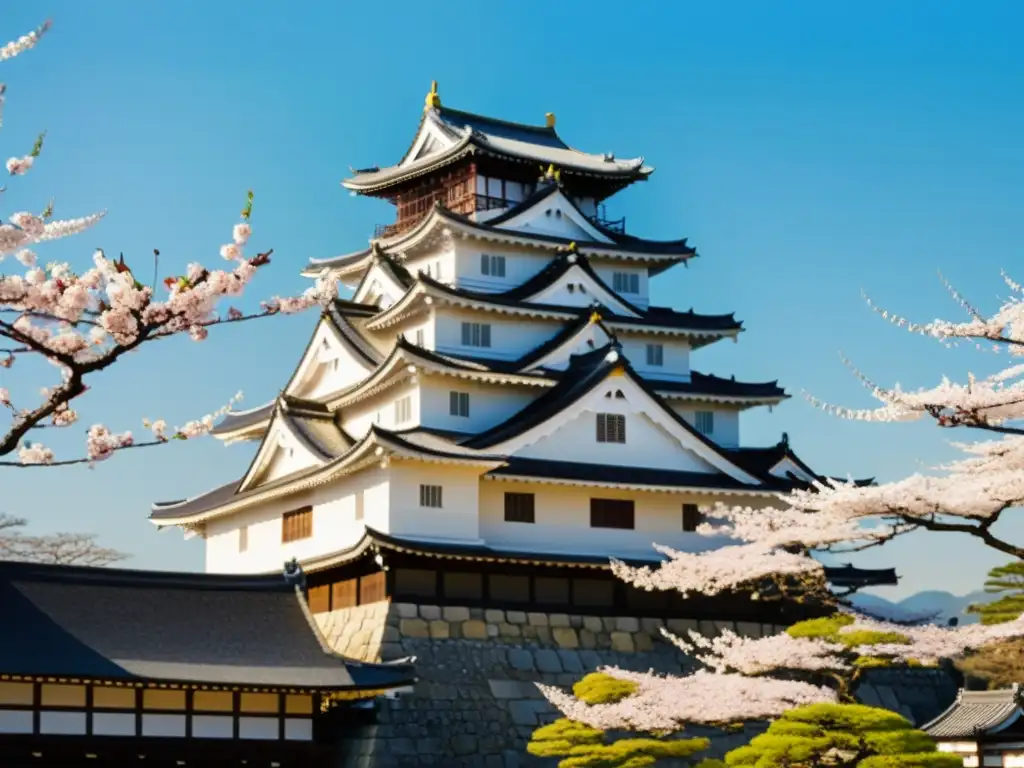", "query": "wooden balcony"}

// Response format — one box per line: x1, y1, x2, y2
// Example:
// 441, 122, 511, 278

374, 194, 626, 239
